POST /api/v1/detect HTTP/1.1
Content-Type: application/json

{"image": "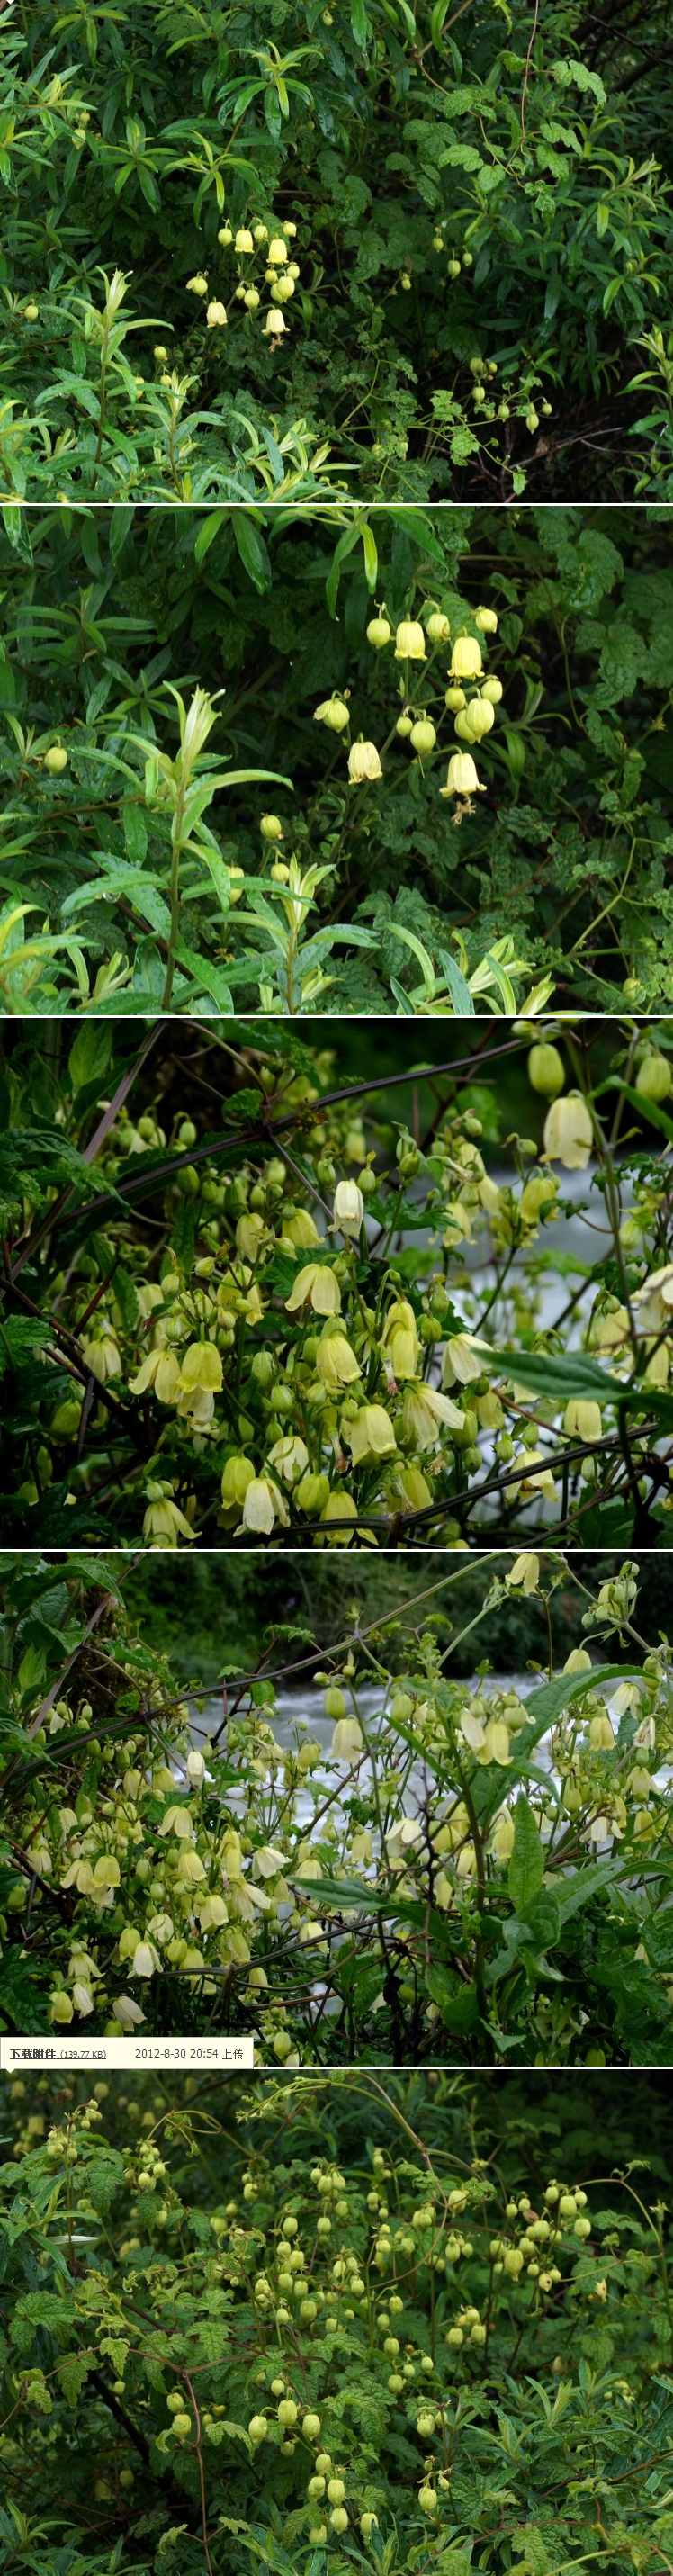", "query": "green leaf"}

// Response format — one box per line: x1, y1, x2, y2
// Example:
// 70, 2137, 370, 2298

425, 1967, 480, 2034
489, 1344, 673, 1428
57, 2353, 92, 2407
615, 1082, 673, 1142
232, 516, 272, 593
507, 1797, 544, 1911
361, 520, 378, 593
437, 950, 475, 1013
326, 525, 361, 617
10, 2292, 75, 2353
518, 1888, 561, 1950
642, 1914, 673, 1973
67, 1023, 112, 1097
